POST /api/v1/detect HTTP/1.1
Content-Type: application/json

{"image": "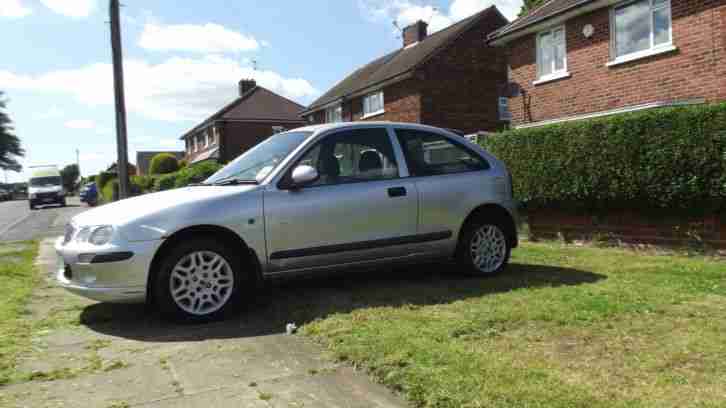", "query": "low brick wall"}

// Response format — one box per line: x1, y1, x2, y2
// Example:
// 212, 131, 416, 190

528, 210, 726, 249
